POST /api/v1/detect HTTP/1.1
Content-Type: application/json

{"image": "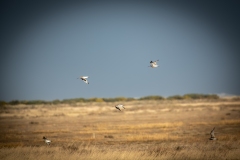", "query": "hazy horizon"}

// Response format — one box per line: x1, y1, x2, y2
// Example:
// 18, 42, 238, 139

2, 92, 239, 102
